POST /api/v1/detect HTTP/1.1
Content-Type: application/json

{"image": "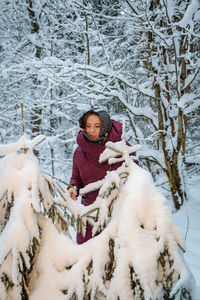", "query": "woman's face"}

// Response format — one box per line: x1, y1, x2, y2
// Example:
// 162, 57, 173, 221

85, 114, 101, 140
